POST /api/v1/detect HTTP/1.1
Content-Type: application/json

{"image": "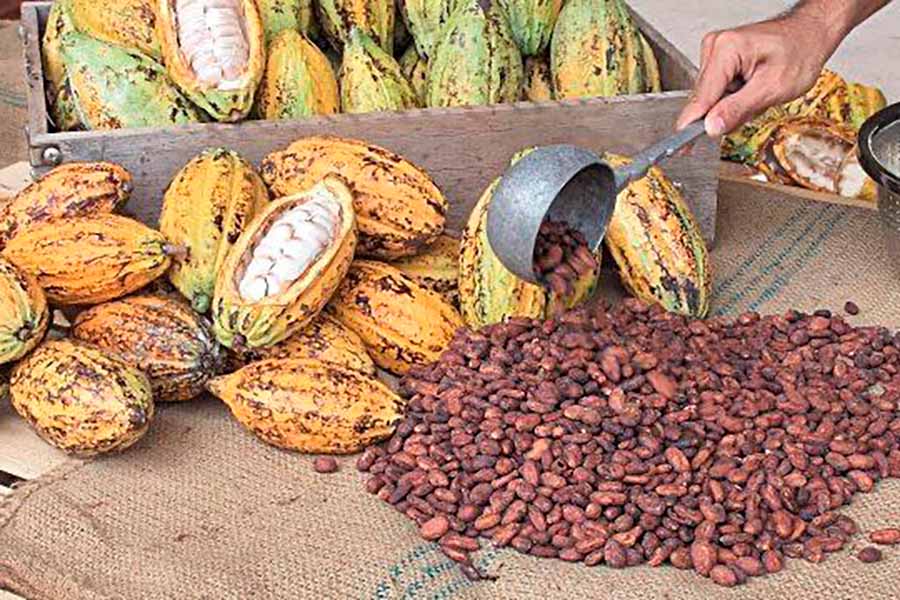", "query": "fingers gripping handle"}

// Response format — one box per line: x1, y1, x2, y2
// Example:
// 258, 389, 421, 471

613, 119, 708, 191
